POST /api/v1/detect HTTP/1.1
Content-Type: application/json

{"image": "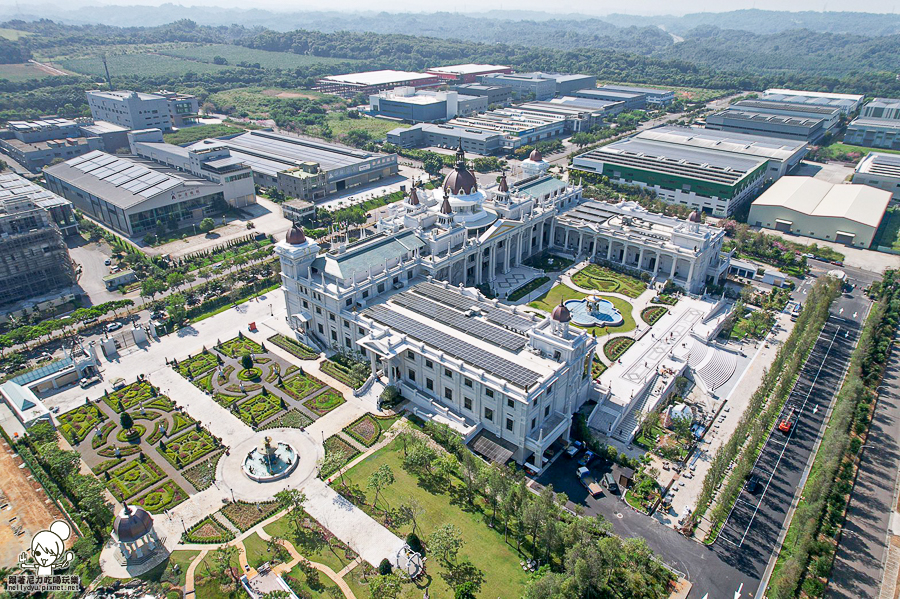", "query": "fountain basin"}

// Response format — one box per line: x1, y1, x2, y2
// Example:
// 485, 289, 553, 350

565, 297, 624, 327
242, 440, 298, 482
